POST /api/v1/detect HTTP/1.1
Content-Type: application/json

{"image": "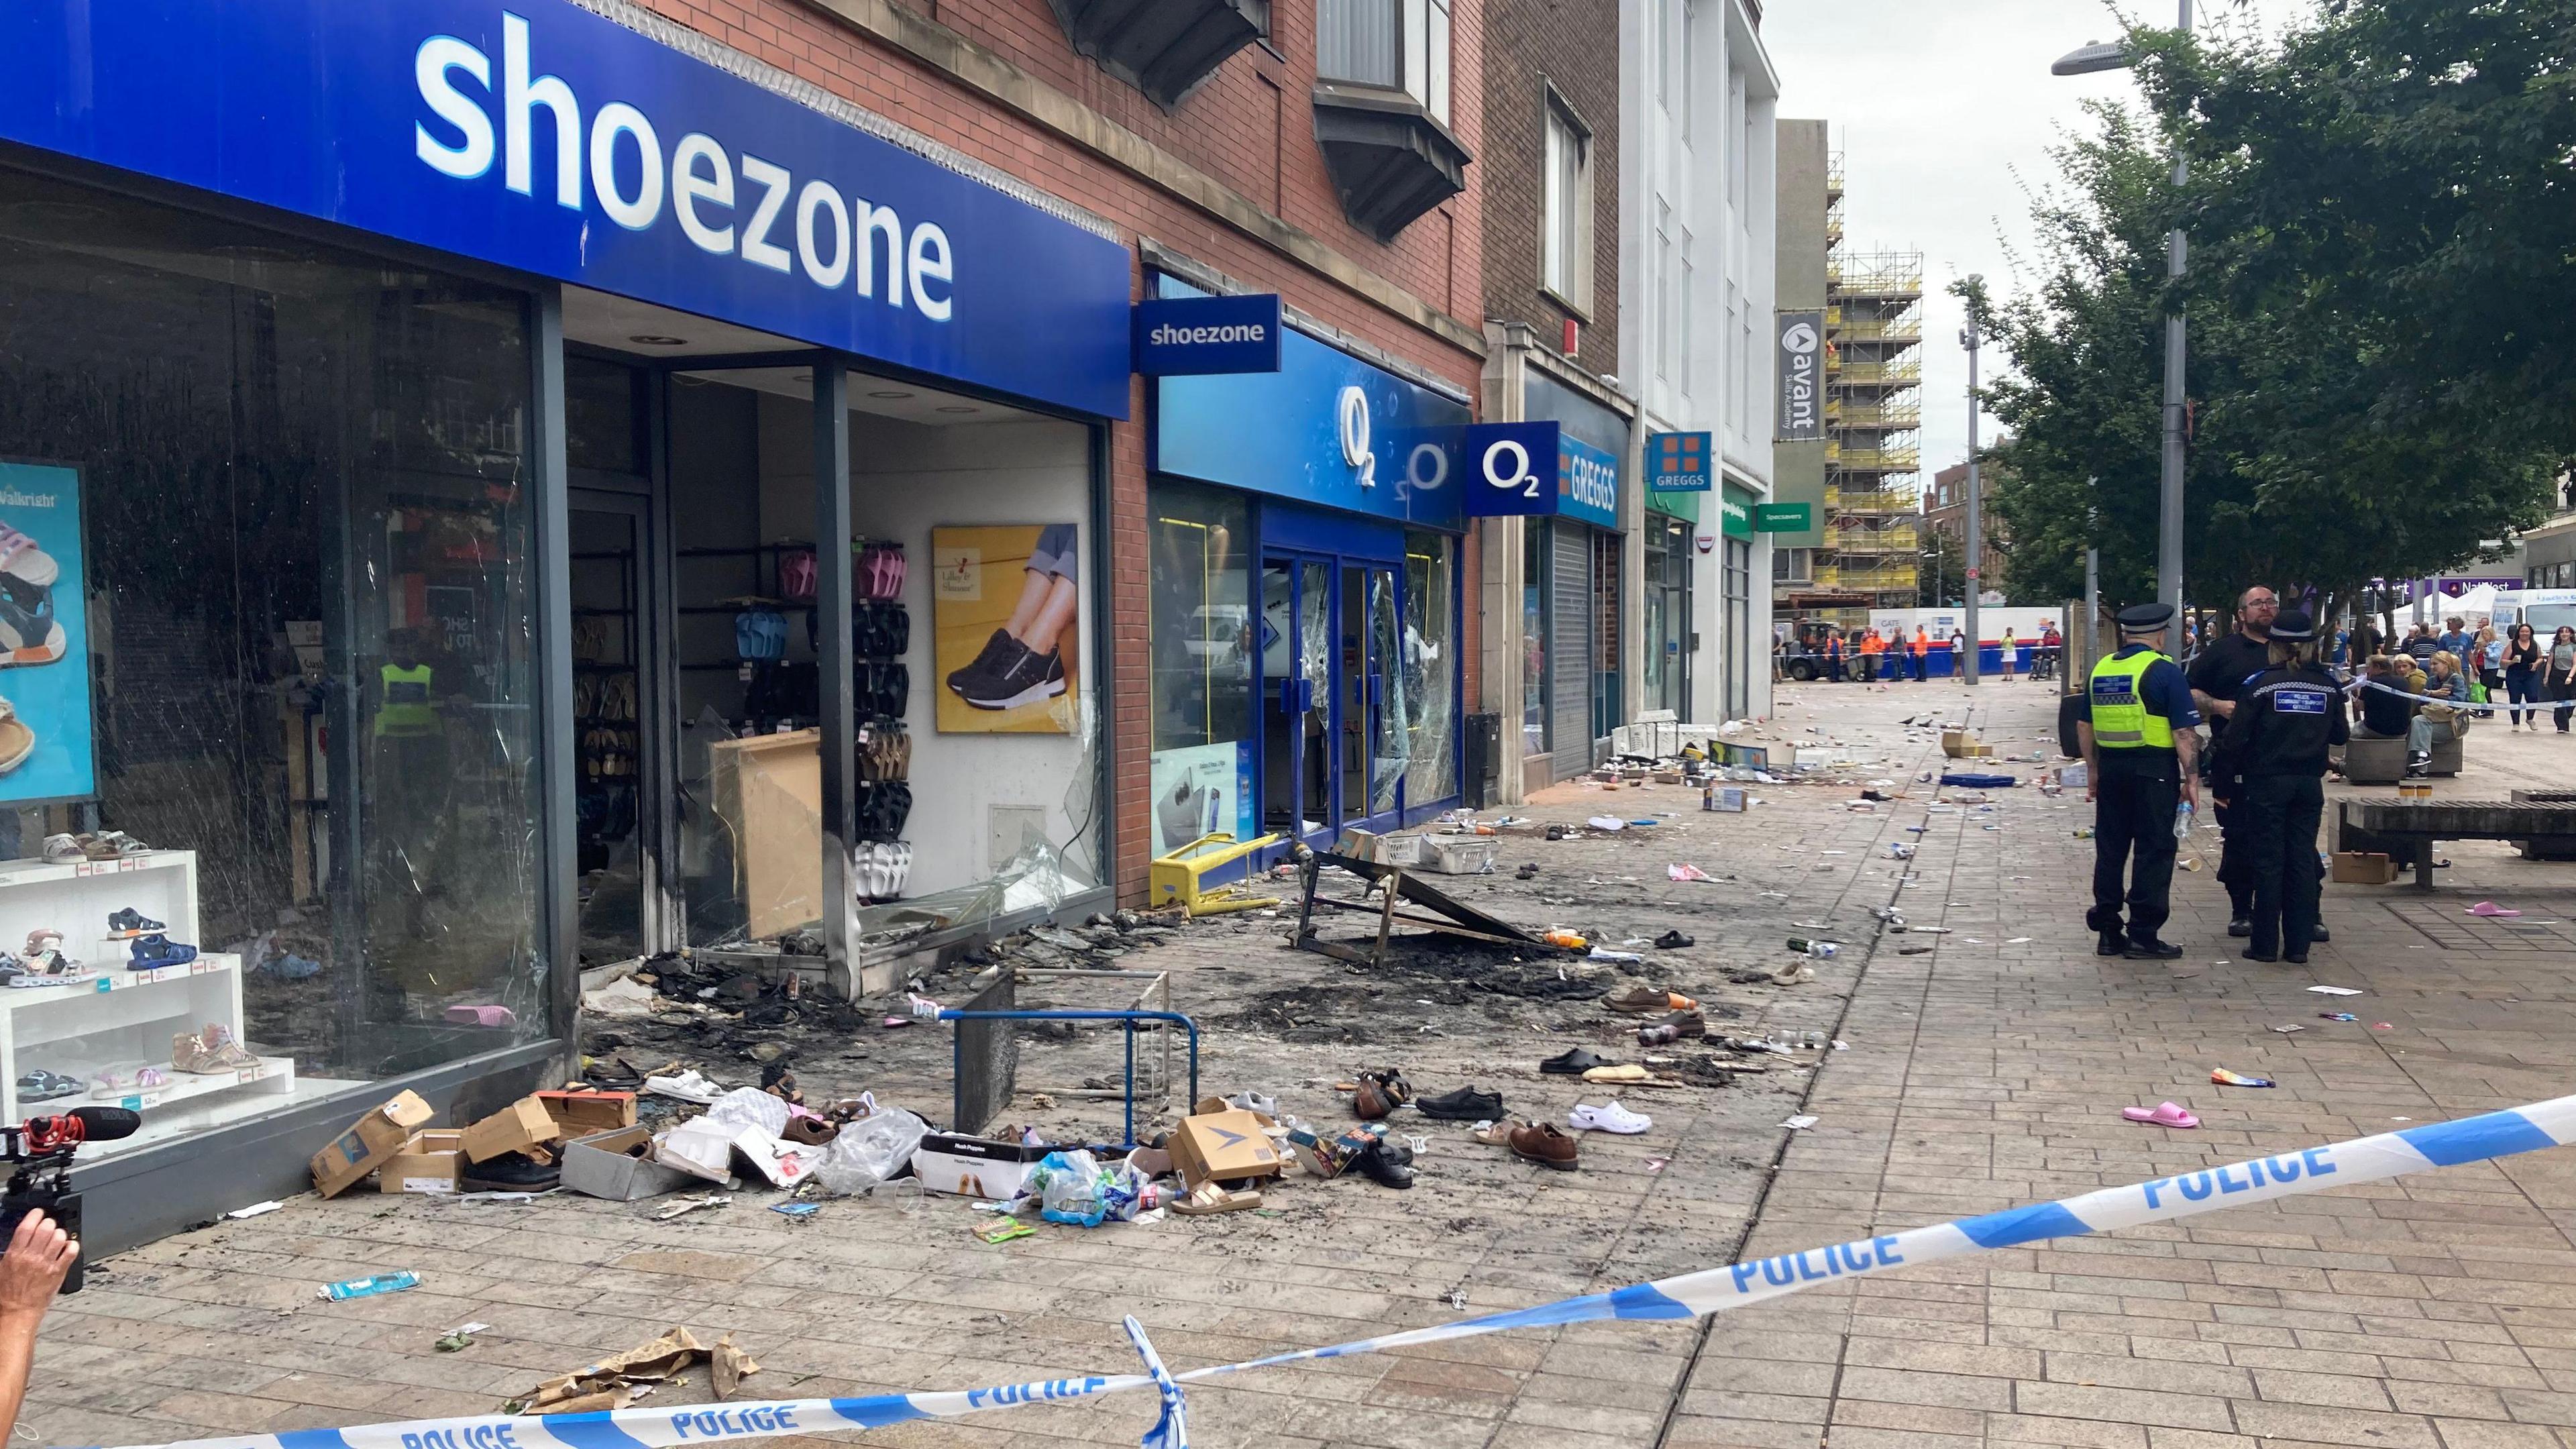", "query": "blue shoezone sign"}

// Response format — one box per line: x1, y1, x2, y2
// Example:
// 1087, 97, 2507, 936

1134, 294, 1282, 375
